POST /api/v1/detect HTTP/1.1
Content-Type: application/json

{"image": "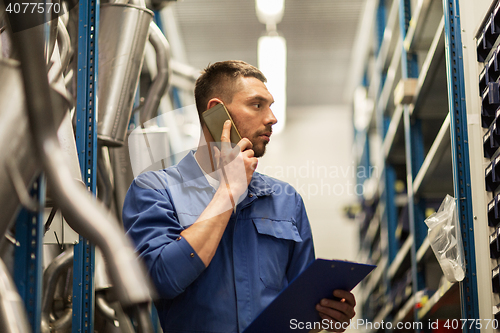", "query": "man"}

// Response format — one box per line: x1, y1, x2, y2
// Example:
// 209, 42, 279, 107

123, 60, 356, 332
